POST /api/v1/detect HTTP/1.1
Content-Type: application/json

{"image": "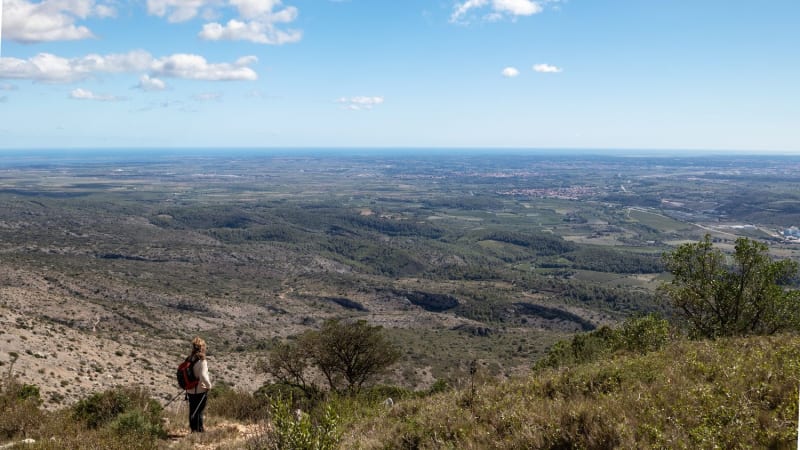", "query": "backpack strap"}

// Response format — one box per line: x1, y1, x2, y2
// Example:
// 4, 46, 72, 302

187, 355, 200, 393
